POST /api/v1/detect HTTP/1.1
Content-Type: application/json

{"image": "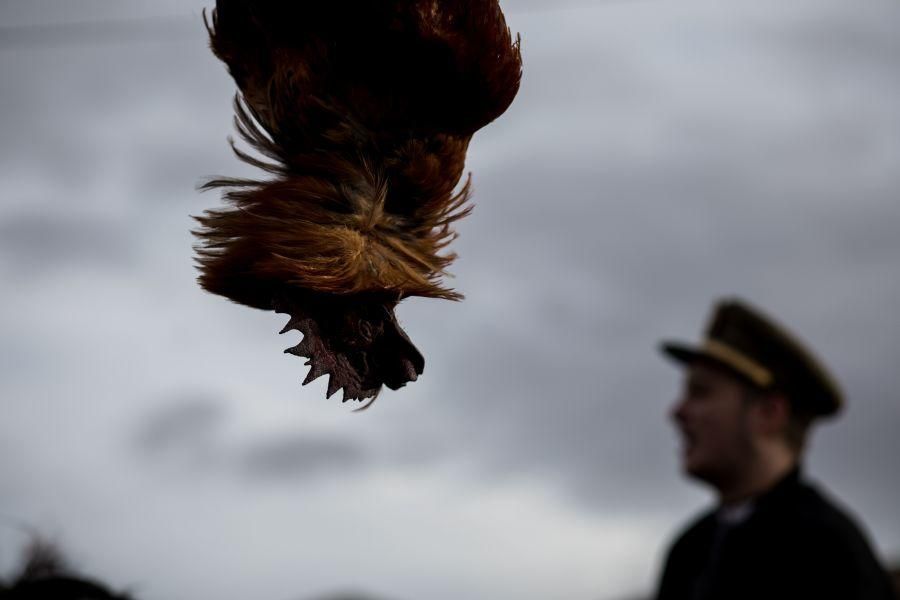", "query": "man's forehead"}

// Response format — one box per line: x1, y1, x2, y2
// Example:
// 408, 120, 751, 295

684, 361, 739, 386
